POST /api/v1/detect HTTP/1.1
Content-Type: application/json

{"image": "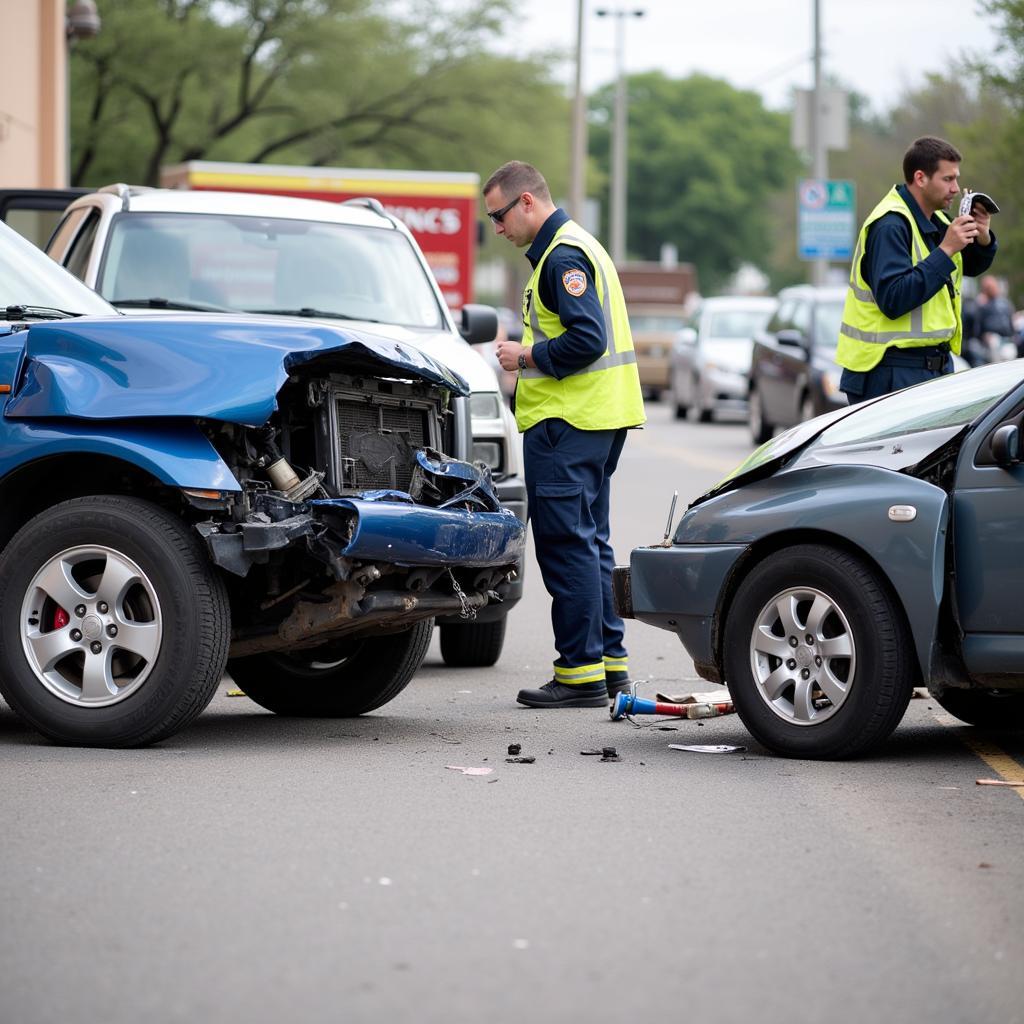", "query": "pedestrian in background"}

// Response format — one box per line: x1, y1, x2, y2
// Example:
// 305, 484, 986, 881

837, 135, 997, 403
484, 161, 645, 708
